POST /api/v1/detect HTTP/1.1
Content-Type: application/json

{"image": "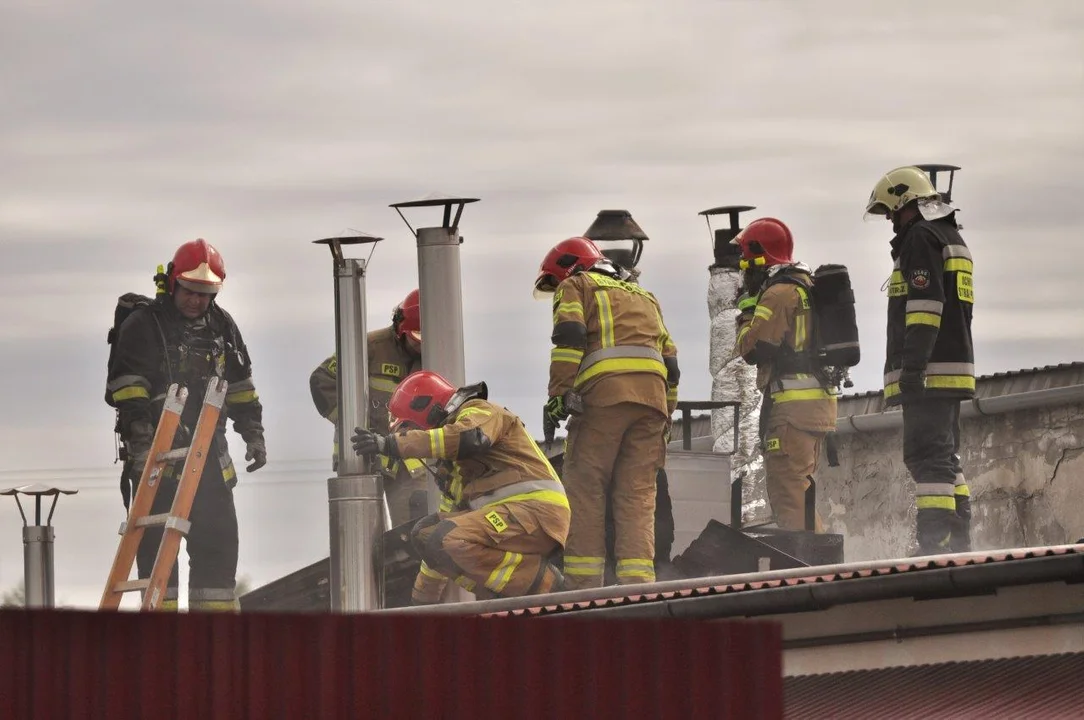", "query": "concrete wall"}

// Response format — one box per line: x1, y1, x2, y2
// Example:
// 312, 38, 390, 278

817, 401, 1084, 561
